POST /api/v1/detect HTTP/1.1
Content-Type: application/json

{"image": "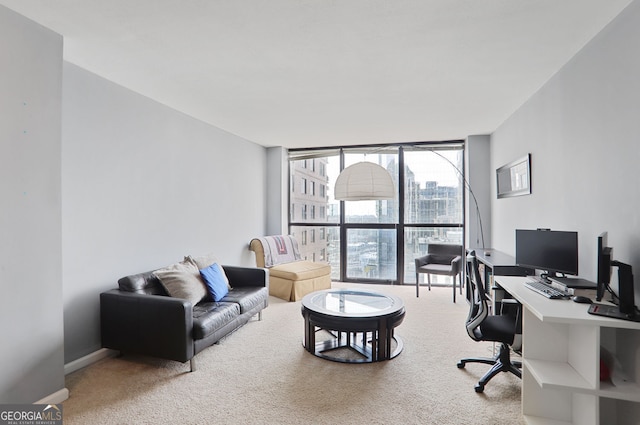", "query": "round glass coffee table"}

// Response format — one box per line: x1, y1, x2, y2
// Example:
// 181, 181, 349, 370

301, 289, 405, 363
